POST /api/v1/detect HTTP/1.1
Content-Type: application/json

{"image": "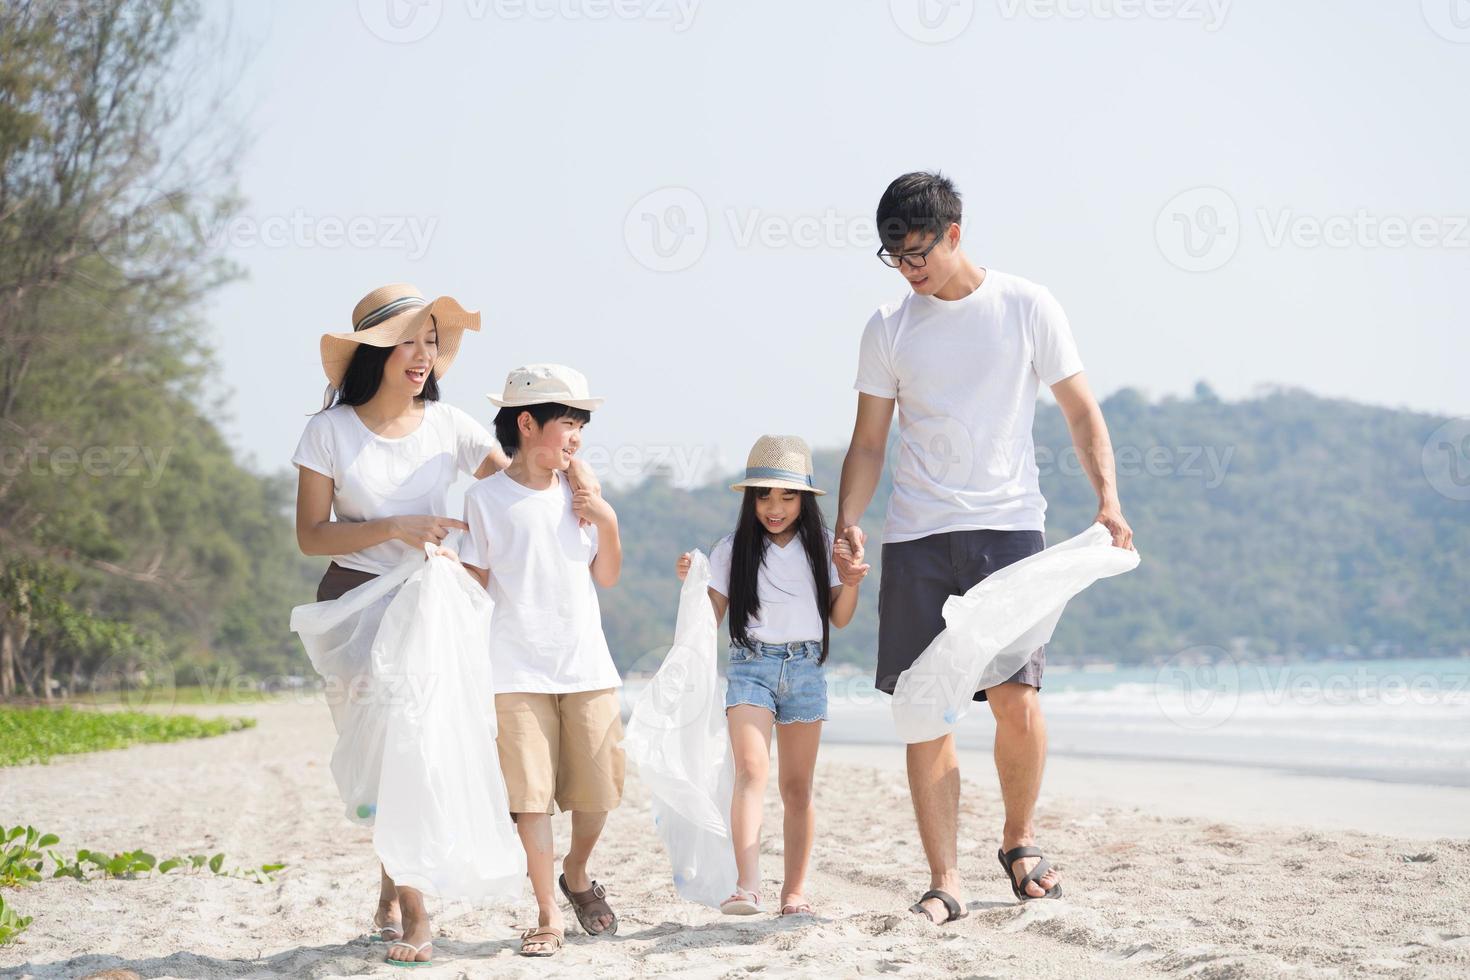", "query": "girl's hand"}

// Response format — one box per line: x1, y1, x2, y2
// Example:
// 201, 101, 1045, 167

572, 489, 615, 529
393, 515, 470, 548
431, 545, 460, 563
834, 534, 870, 586
675, 551, 692, 581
